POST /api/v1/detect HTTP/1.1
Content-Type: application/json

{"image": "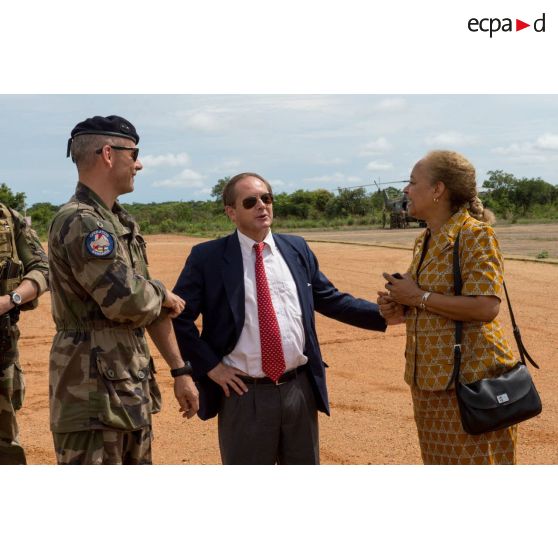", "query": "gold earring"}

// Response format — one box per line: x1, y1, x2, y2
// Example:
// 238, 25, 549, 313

433, 197, 438, 203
